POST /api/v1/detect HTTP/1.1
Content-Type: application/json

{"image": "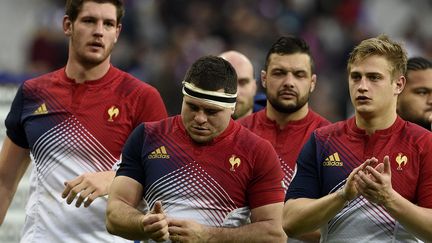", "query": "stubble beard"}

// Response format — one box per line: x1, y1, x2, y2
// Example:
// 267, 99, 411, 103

233, 100, 253, 119
72, 37, 113, 67
268, 92, 310, 114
